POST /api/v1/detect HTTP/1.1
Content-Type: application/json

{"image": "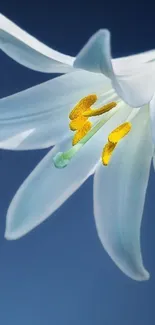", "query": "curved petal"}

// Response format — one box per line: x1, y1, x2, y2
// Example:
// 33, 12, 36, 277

0, 70, 110, 149
5, 103, 132, 239
113, 66, 155, 108
149, 93, 155, 146
153, 153, 155, 170
74, 29, 155, 107
74, 30, 112, 76
113, 50, 155, 74
93, 106, 153, 281
0, 13, 74, 73
0, 119, 71, 150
